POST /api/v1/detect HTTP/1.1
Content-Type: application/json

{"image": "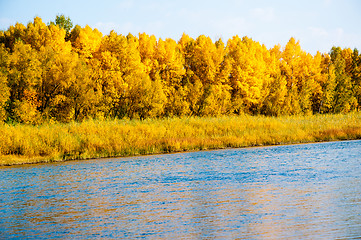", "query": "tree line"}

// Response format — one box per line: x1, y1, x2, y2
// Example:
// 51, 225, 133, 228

0, 16, 360, 124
